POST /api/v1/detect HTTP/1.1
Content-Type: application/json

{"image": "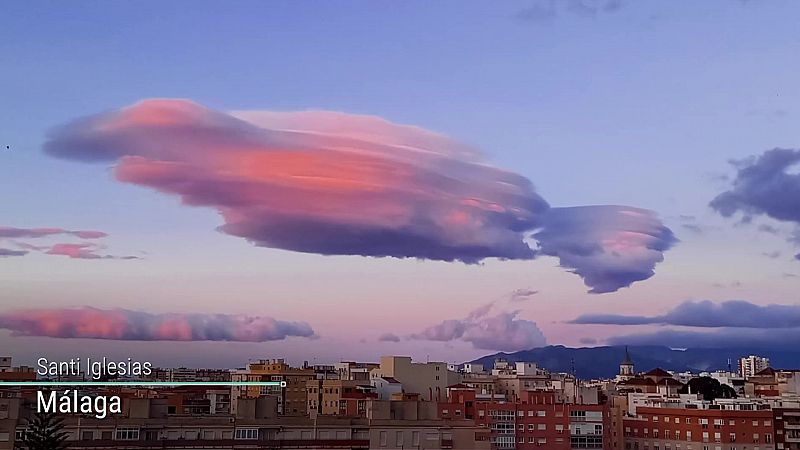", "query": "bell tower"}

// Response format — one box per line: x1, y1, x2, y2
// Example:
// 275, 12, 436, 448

619, 346, 634, 379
